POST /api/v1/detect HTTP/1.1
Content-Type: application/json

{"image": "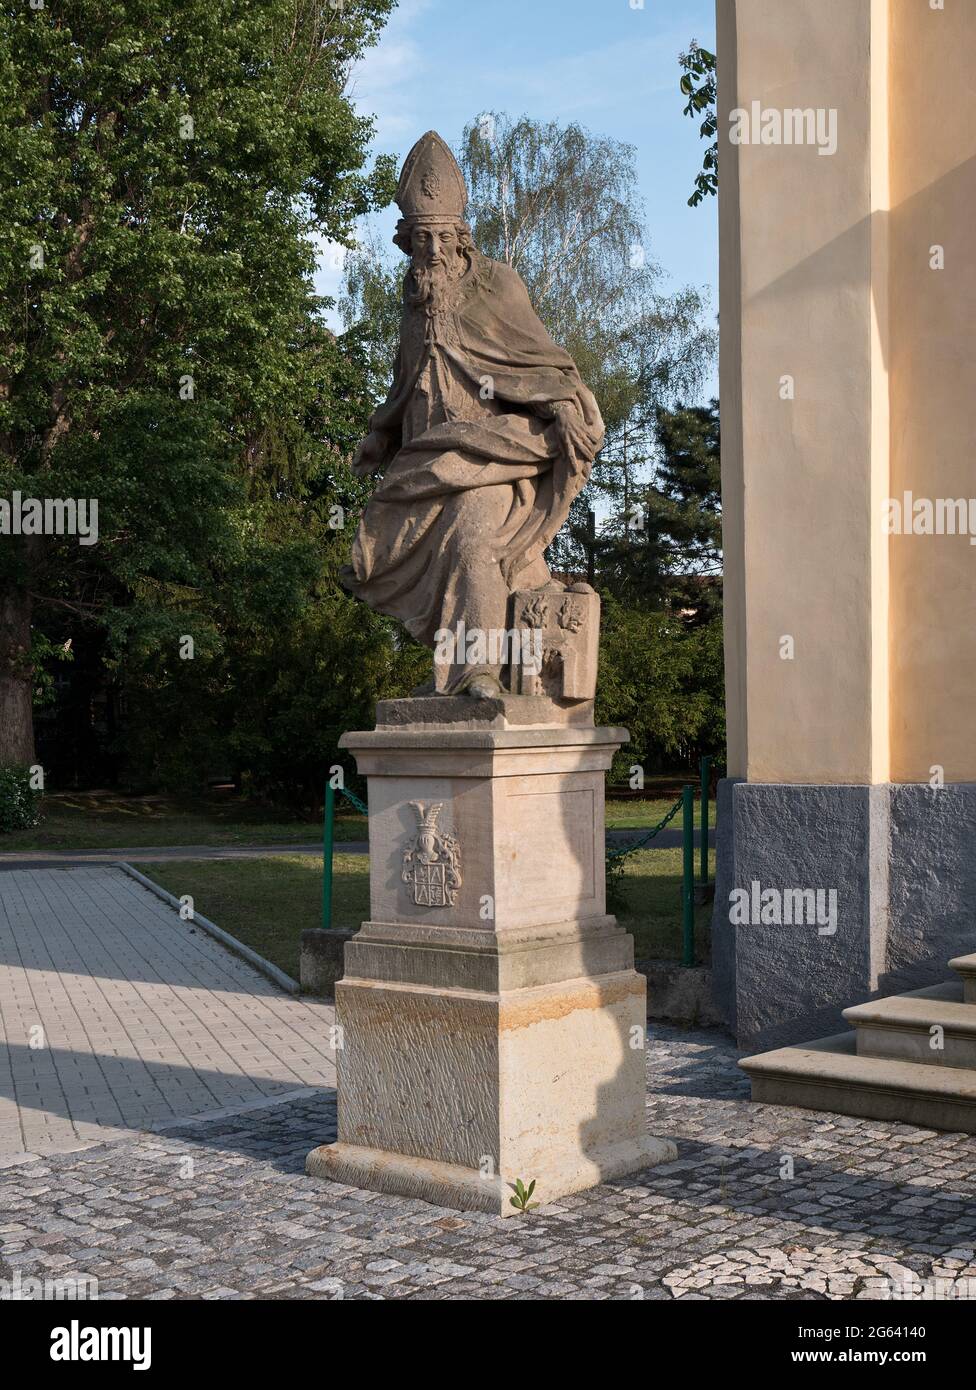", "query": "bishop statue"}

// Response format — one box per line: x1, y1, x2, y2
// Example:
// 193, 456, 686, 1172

341, 131, 604, 699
